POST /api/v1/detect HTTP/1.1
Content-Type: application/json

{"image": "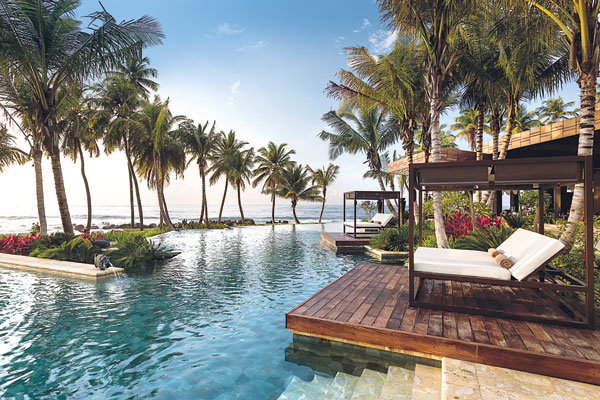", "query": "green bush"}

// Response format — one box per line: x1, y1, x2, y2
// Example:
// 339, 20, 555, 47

106, 235, 176, 269
31, 236, 98, 263
370, 224, 412, 252
419, 233, 458, 249
503, 213, 528, 229
455, 226, 515, 251
30, 232, 76, 252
